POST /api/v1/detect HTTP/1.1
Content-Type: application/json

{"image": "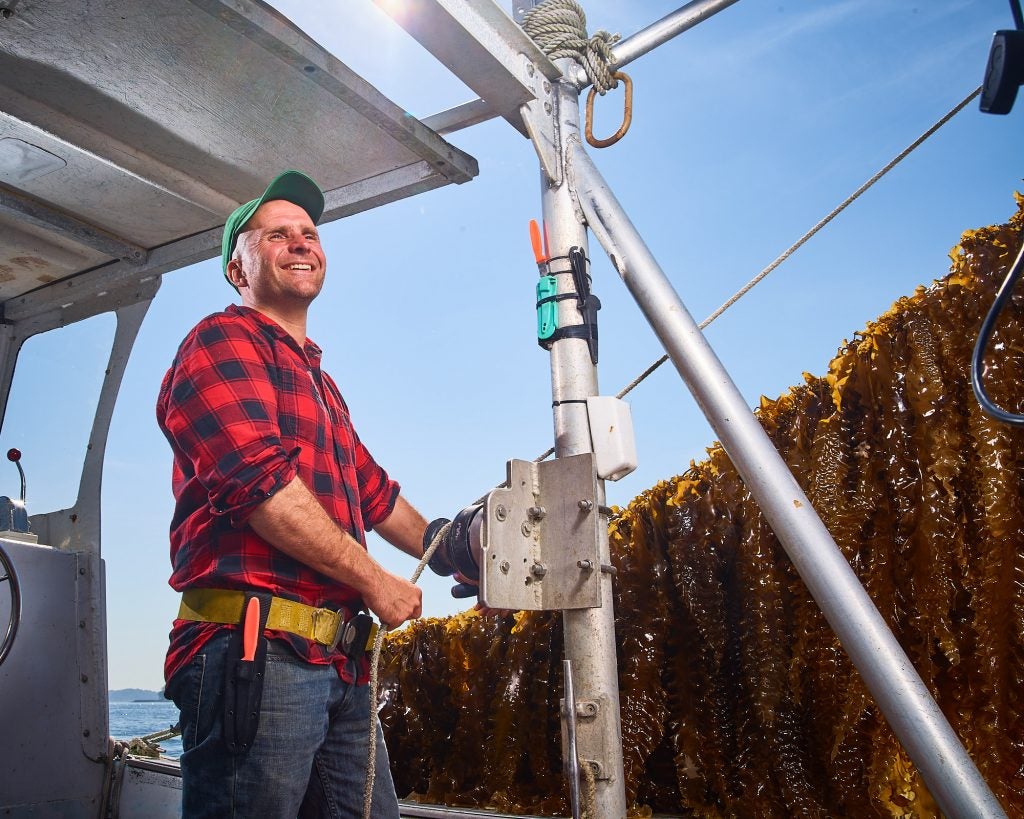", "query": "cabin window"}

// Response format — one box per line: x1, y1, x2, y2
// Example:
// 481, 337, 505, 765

0, 313, 116, 514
